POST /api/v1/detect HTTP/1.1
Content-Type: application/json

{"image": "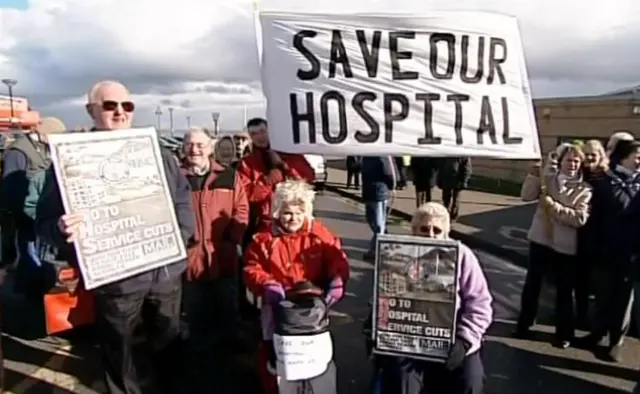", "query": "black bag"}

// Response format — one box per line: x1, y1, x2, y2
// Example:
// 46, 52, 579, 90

275, 281, 329, 336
